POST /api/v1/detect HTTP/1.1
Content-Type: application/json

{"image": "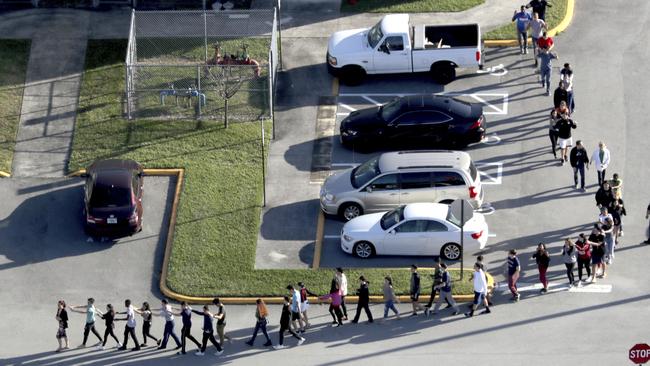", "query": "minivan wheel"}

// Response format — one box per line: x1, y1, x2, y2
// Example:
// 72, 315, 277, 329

339, 203, 363, 221
353, 241, 375, 258
441, 243, 462, 261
